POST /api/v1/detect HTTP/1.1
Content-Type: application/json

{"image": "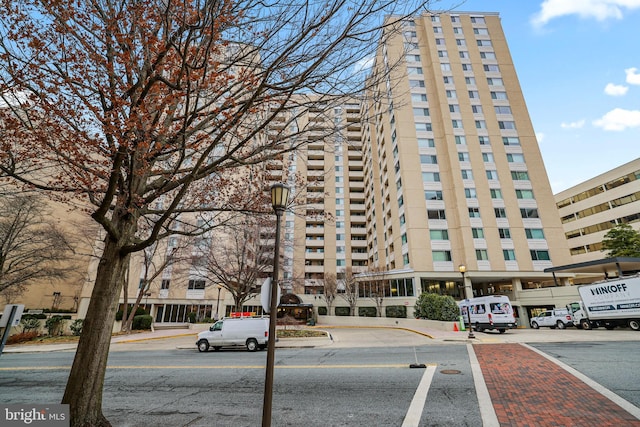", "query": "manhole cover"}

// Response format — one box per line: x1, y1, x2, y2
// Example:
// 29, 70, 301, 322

440, 369, 461, 375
